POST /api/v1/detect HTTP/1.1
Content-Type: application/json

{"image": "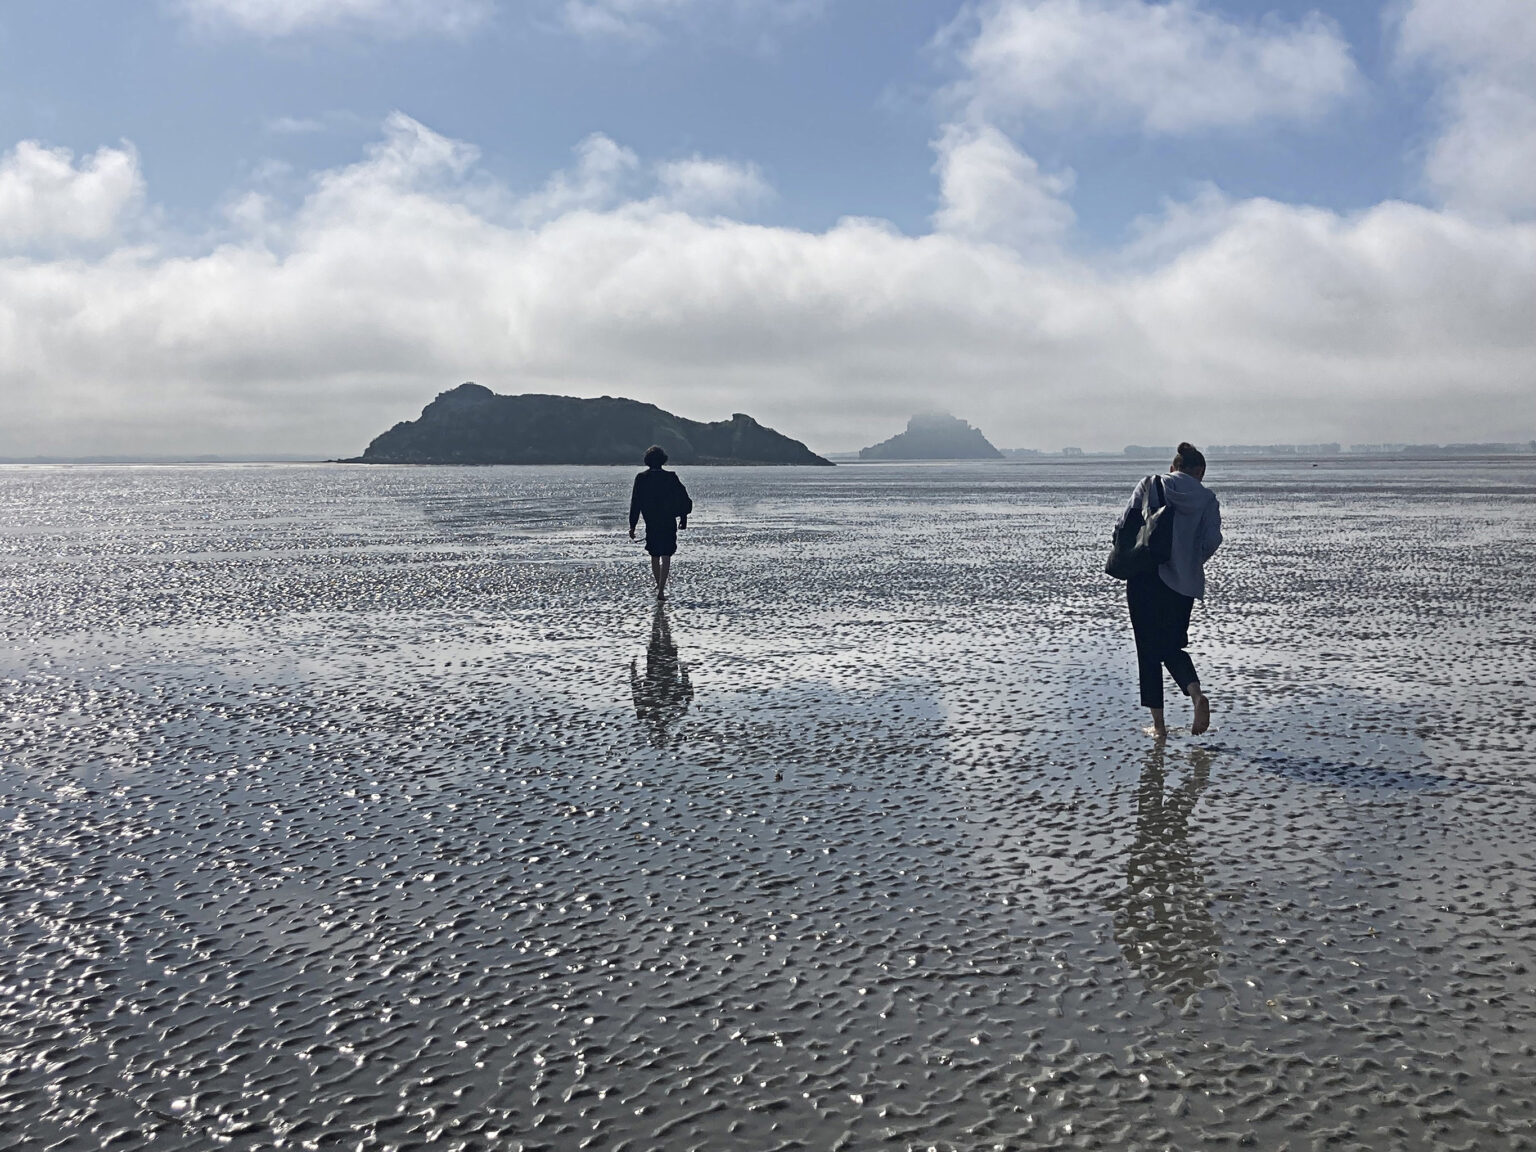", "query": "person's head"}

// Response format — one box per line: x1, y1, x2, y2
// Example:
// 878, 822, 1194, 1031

643, 445, 667, 469
1171, 442, 1207, 479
